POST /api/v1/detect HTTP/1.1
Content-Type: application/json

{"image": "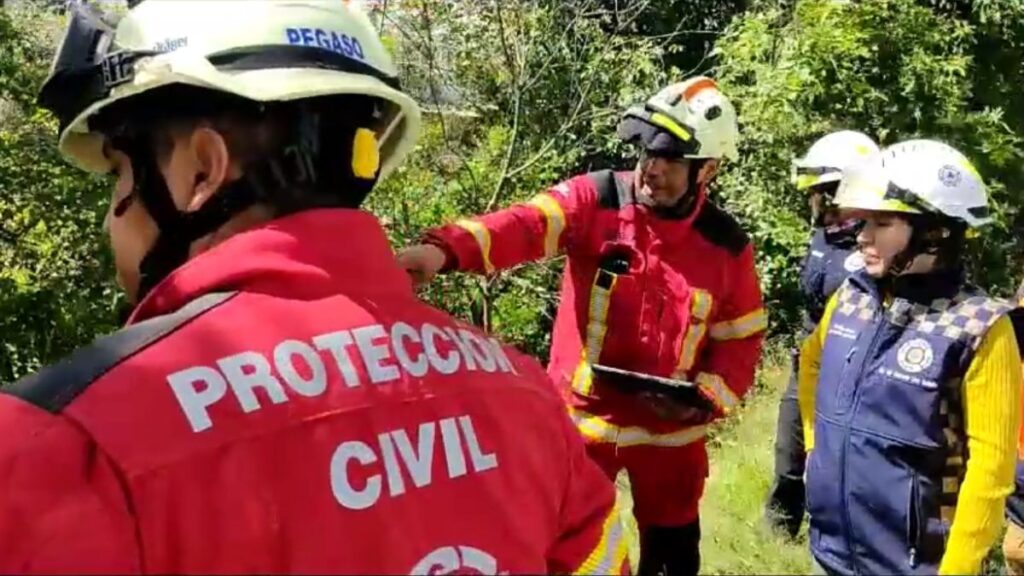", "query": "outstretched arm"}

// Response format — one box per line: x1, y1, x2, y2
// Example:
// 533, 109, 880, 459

422, 176, 598, 275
